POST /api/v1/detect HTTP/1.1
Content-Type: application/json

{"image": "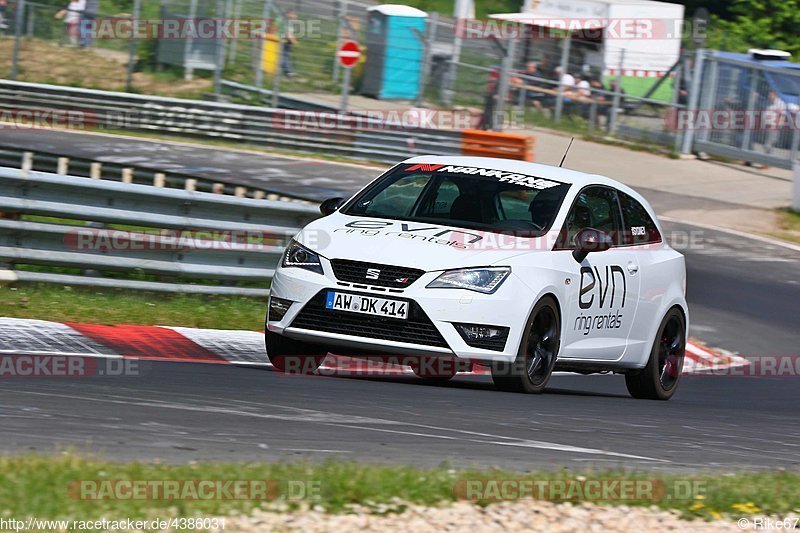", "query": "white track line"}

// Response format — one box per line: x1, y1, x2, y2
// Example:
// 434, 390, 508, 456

660, 215, 800, 253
